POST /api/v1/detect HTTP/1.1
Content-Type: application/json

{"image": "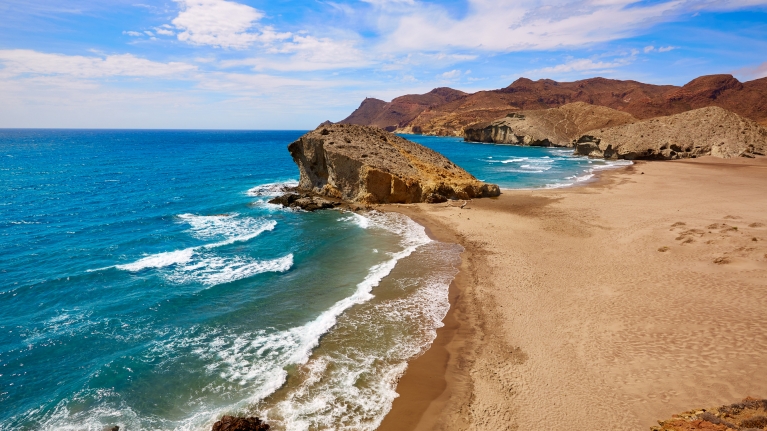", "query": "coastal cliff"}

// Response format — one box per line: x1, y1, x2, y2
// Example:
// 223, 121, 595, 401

464, 102, 636, 146
285, 124, 500, 205
573, 106, 767, 160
